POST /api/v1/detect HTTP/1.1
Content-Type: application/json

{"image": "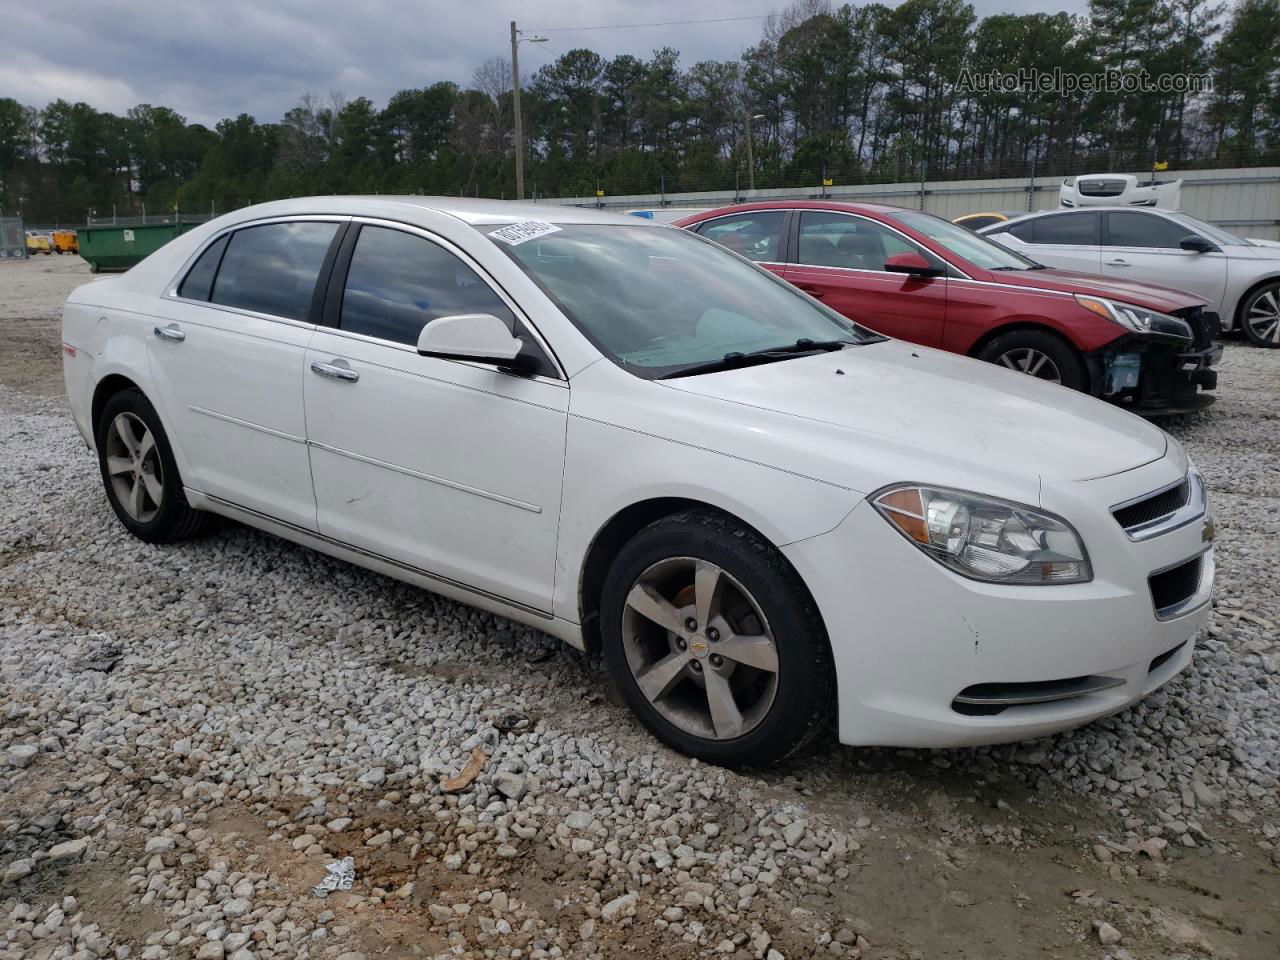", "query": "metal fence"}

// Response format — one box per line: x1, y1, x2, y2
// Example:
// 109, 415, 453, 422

84, 213, 213, 228
0, 217, 27, 261
552, 166, 1280, 241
